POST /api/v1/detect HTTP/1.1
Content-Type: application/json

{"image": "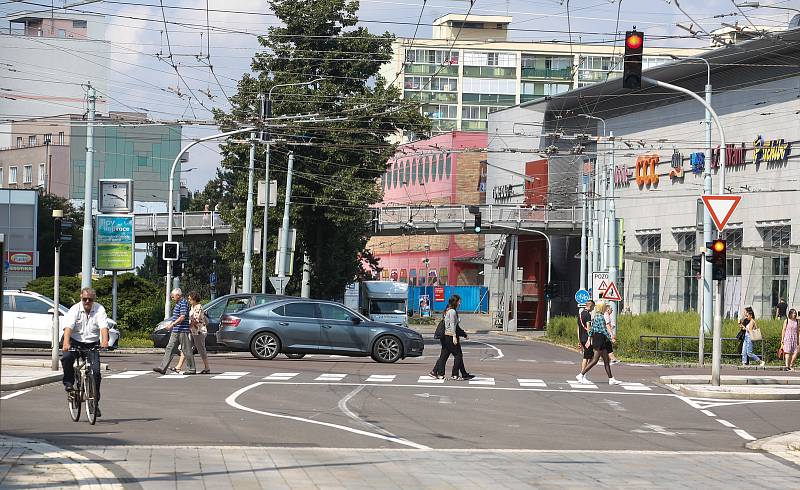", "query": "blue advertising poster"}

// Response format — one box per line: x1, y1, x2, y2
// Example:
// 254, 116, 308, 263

95, 214, 134, 271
